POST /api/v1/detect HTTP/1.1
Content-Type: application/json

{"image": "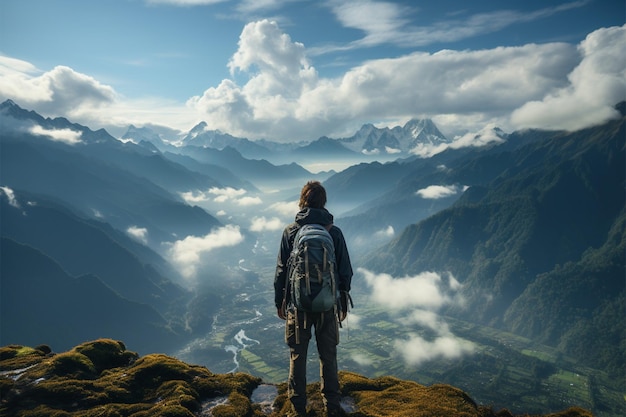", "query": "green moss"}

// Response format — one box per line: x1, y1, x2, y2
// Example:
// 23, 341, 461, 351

72, 339, 137, 374
0, 340, 594, 417
0, 344, 48, 370
211, 391, 252, 417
